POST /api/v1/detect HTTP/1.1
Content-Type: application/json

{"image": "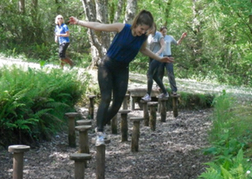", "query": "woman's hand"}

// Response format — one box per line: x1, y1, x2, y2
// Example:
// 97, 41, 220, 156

69, 16, 79, 25
182, 32, 187, 38
160, 56, 174, 63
